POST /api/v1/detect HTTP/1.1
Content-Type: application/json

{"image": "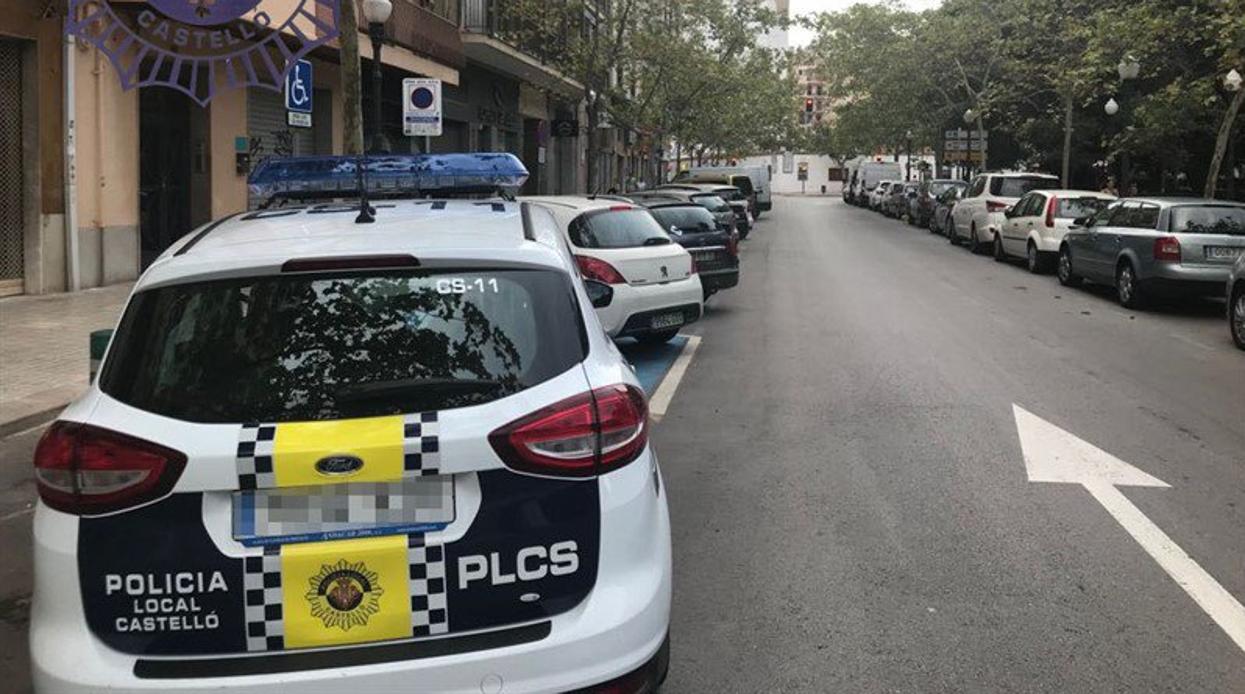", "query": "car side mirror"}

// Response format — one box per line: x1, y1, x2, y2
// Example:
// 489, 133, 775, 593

1003, 206, 1015, 218
584, 280, 613, 309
